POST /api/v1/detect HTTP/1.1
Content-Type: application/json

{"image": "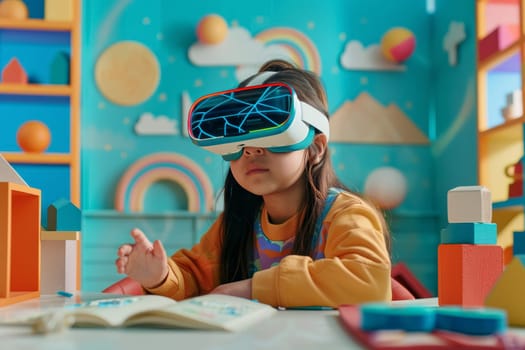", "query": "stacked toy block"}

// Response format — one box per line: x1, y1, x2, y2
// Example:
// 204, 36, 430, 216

40, 198, 81, 294
438, 186, 503, 307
